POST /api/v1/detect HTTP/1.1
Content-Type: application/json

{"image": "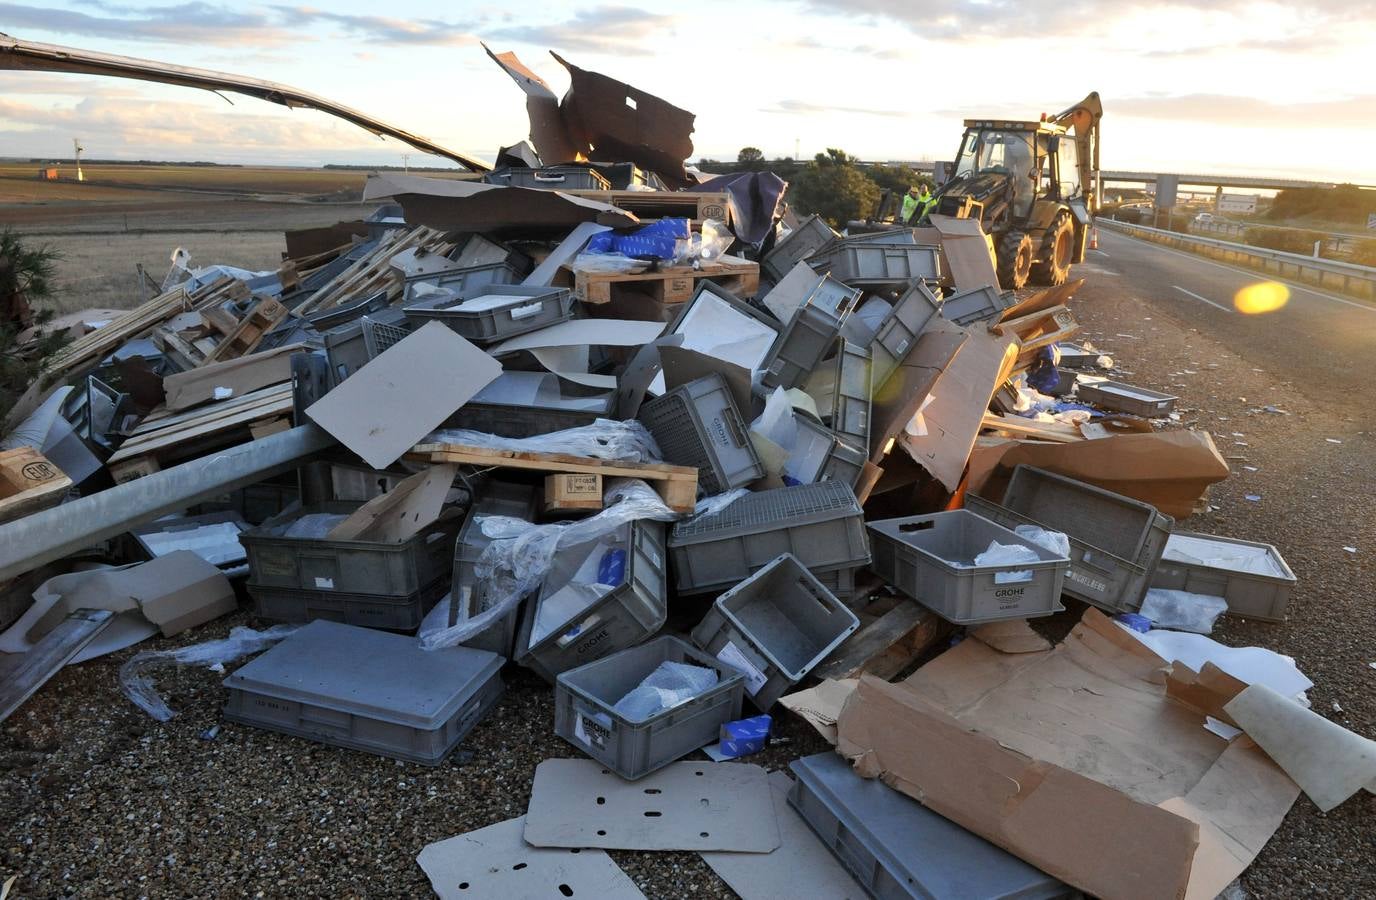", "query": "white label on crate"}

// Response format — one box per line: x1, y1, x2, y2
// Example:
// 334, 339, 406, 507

313, 576, 335, 590
644, 542, 661, 570
574, 711, 610, 749
717, 641, 768, 696
1066, 569, 1108, 594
